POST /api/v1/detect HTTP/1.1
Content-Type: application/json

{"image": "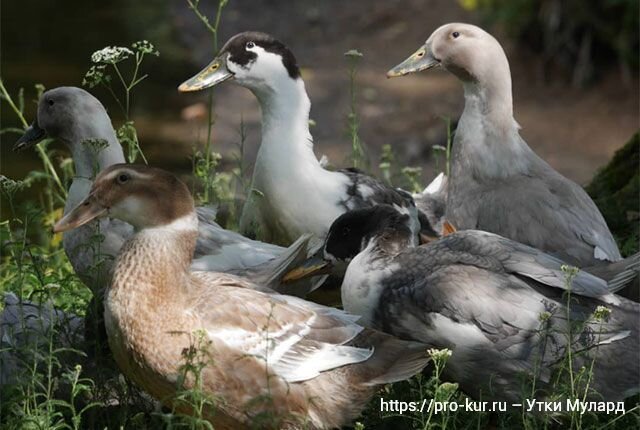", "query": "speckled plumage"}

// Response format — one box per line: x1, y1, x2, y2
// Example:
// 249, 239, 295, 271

58, 166, 431, 429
